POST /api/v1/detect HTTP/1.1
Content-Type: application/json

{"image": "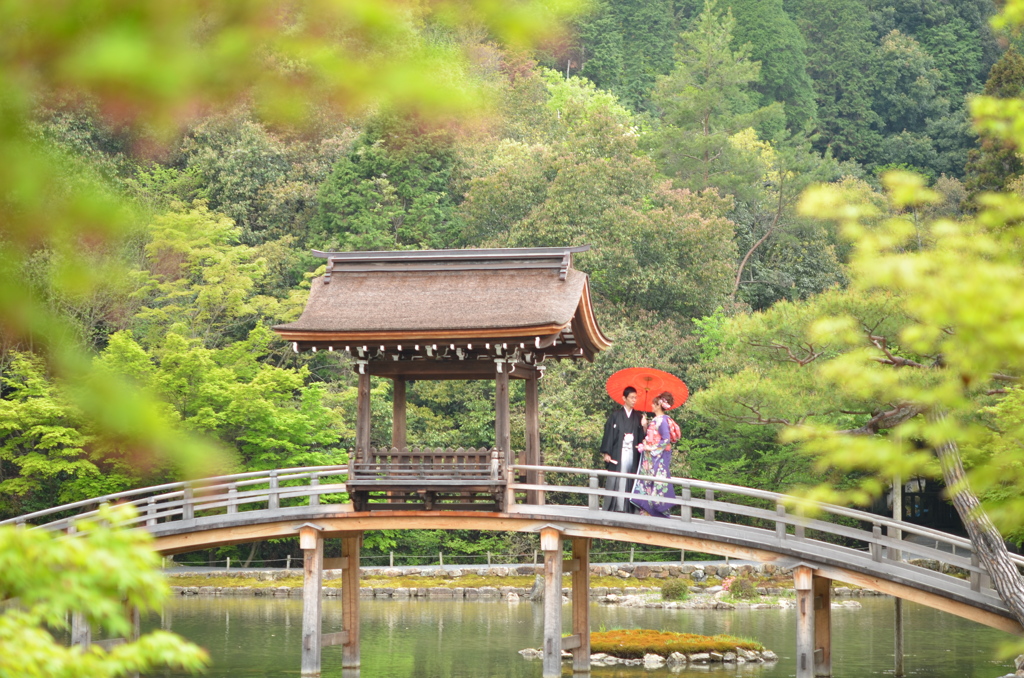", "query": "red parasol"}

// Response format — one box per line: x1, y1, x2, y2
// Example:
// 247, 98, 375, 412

605, 367, 689, 412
